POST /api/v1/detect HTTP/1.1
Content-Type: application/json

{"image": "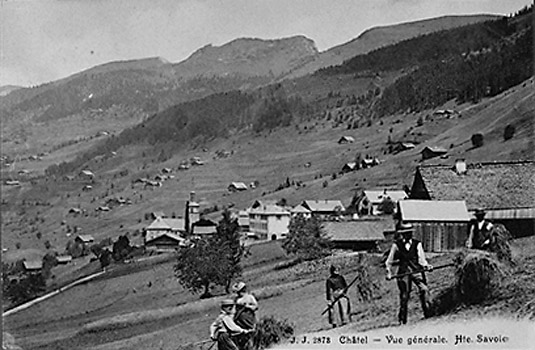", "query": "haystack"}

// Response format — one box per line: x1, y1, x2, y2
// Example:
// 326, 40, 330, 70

456, 250, 508, 305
